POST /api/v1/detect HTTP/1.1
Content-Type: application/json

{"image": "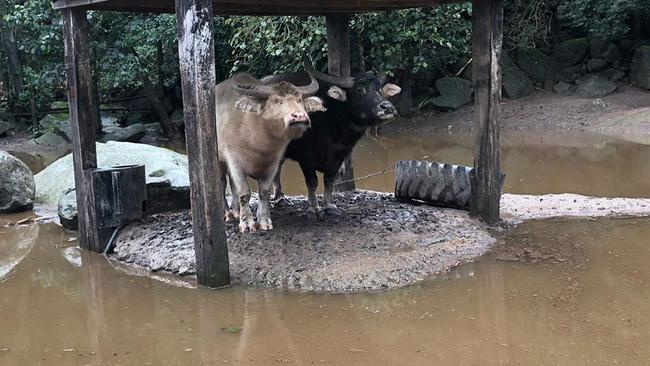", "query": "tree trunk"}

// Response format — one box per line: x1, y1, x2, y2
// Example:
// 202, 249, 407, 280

141, 74, 183, 146
0, 1, 23, 102
399, 66, 413, 117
